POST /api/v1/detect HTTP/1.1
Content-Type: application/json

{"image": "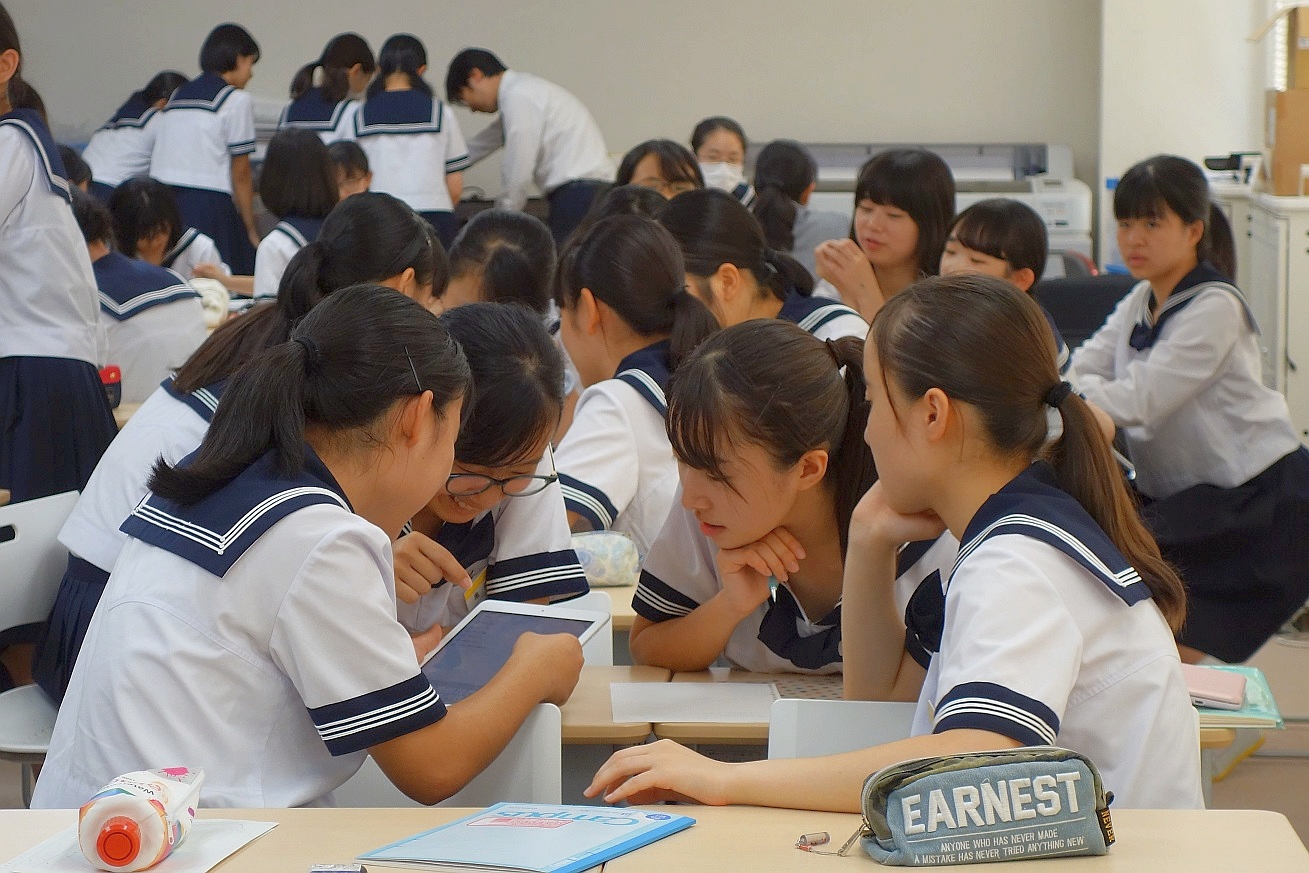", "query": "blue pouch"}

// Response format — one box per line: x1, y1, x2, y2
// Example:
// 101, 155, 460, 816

853, 746, 1114, 865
